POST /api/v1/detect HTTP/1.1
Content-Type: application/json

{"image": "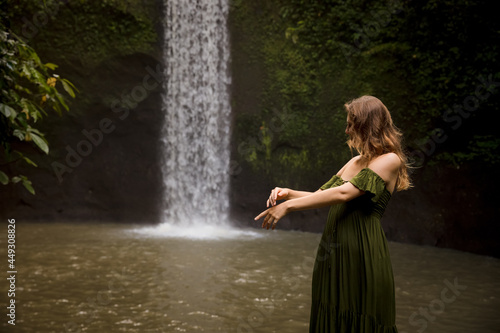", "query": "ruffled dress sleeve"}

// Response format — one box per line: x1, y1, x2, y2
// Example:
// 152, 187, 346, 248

319, 175, 343, 190
348, 168, 388, 203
